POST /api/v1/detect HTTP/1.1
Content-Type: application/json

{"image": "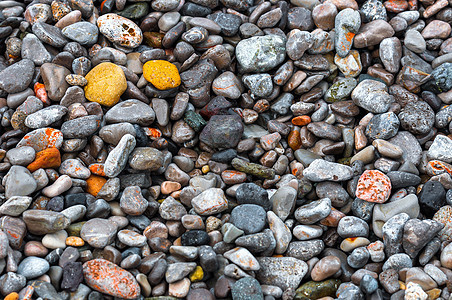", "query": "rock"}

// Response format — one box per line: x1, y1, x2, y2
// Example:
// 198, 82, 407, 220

398, 101, 435, 135
295, 198, 331, 224
335, 8, 361, 57
84, 62, 127, 107
365, 112, 400, 140
231, 204, 266, 234
235, 183, 272, 211
231, 277, 264, 300
402, 219, 444, 258
295, 279, 341, 299
61, 21, 98, 45
105, 99, 155, 126
104, 134, 136, 177
191, 188, 228, 215
352, 80, 394, 113
83, 259, 140, 298
4, 166, 37, 199
80, 218, 117, 248
355, 170, 392, 203
200, 114, 243, 149
17, 257, 50, 279
0, 59, 34, 94
143, 60, 181, 90
224, 247, 260, 271
257, 257, 308, 290
303, 159, 353, 182
286, 240, 324, 261
354, 20, 394, 48
372, 194, 420, 238
428, 135, 452, 163
97, 13, 143, 48
235, 35, 286, 73
21, 34, 51, 66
